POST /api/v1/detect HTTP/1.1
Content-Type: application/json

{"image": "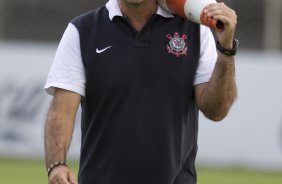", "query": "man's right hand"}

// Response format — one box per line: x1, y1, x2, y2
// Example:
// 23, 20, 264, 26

48, 165, 78, 184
